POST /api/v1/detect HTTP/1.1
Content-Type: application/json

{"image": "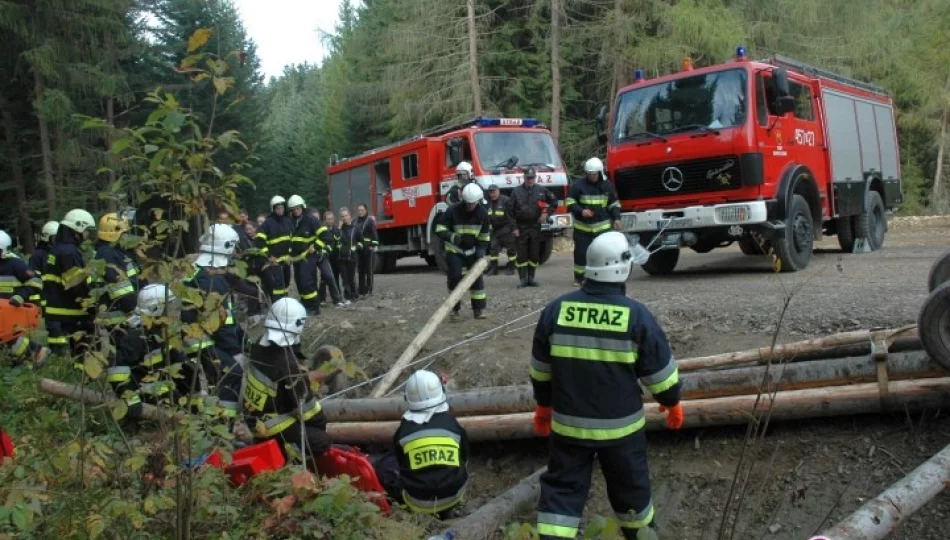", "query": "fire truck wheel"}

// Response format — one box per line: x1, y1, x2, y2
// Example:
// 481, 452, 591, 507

854, 190, 886, 251
836, 215, 855, 253
641, 247, 679, 276
539, 238, 554, 265
774, 194, 813, 272
927, 250, 950, 293
918, 281, 950, 372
